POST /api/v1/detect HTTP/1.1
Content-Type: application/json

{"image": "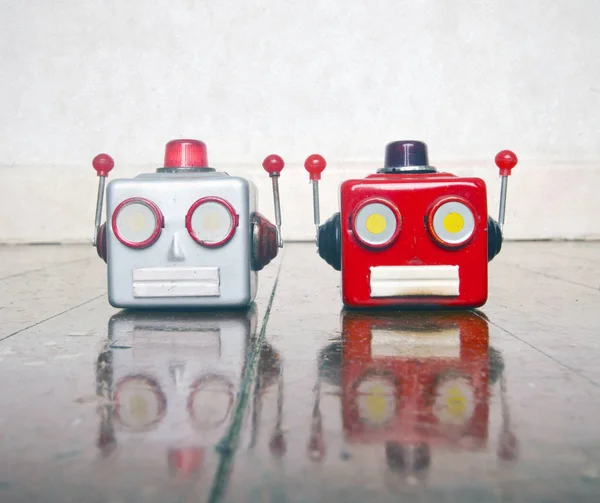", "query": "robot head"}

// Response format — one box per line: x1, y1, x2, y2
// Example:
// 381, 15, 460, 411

307, 141, 517, 309
92, 139, 283, 309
